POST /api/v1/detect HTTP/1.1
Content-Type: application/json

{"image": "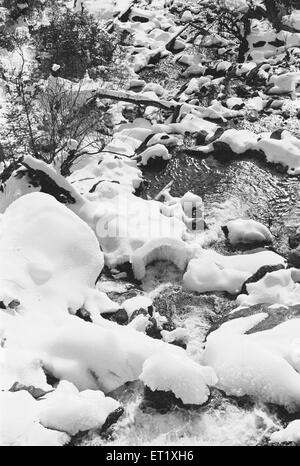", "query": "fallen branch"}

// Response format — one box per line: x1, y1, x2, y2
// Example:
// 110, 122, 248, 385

87, 89, 178, 112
